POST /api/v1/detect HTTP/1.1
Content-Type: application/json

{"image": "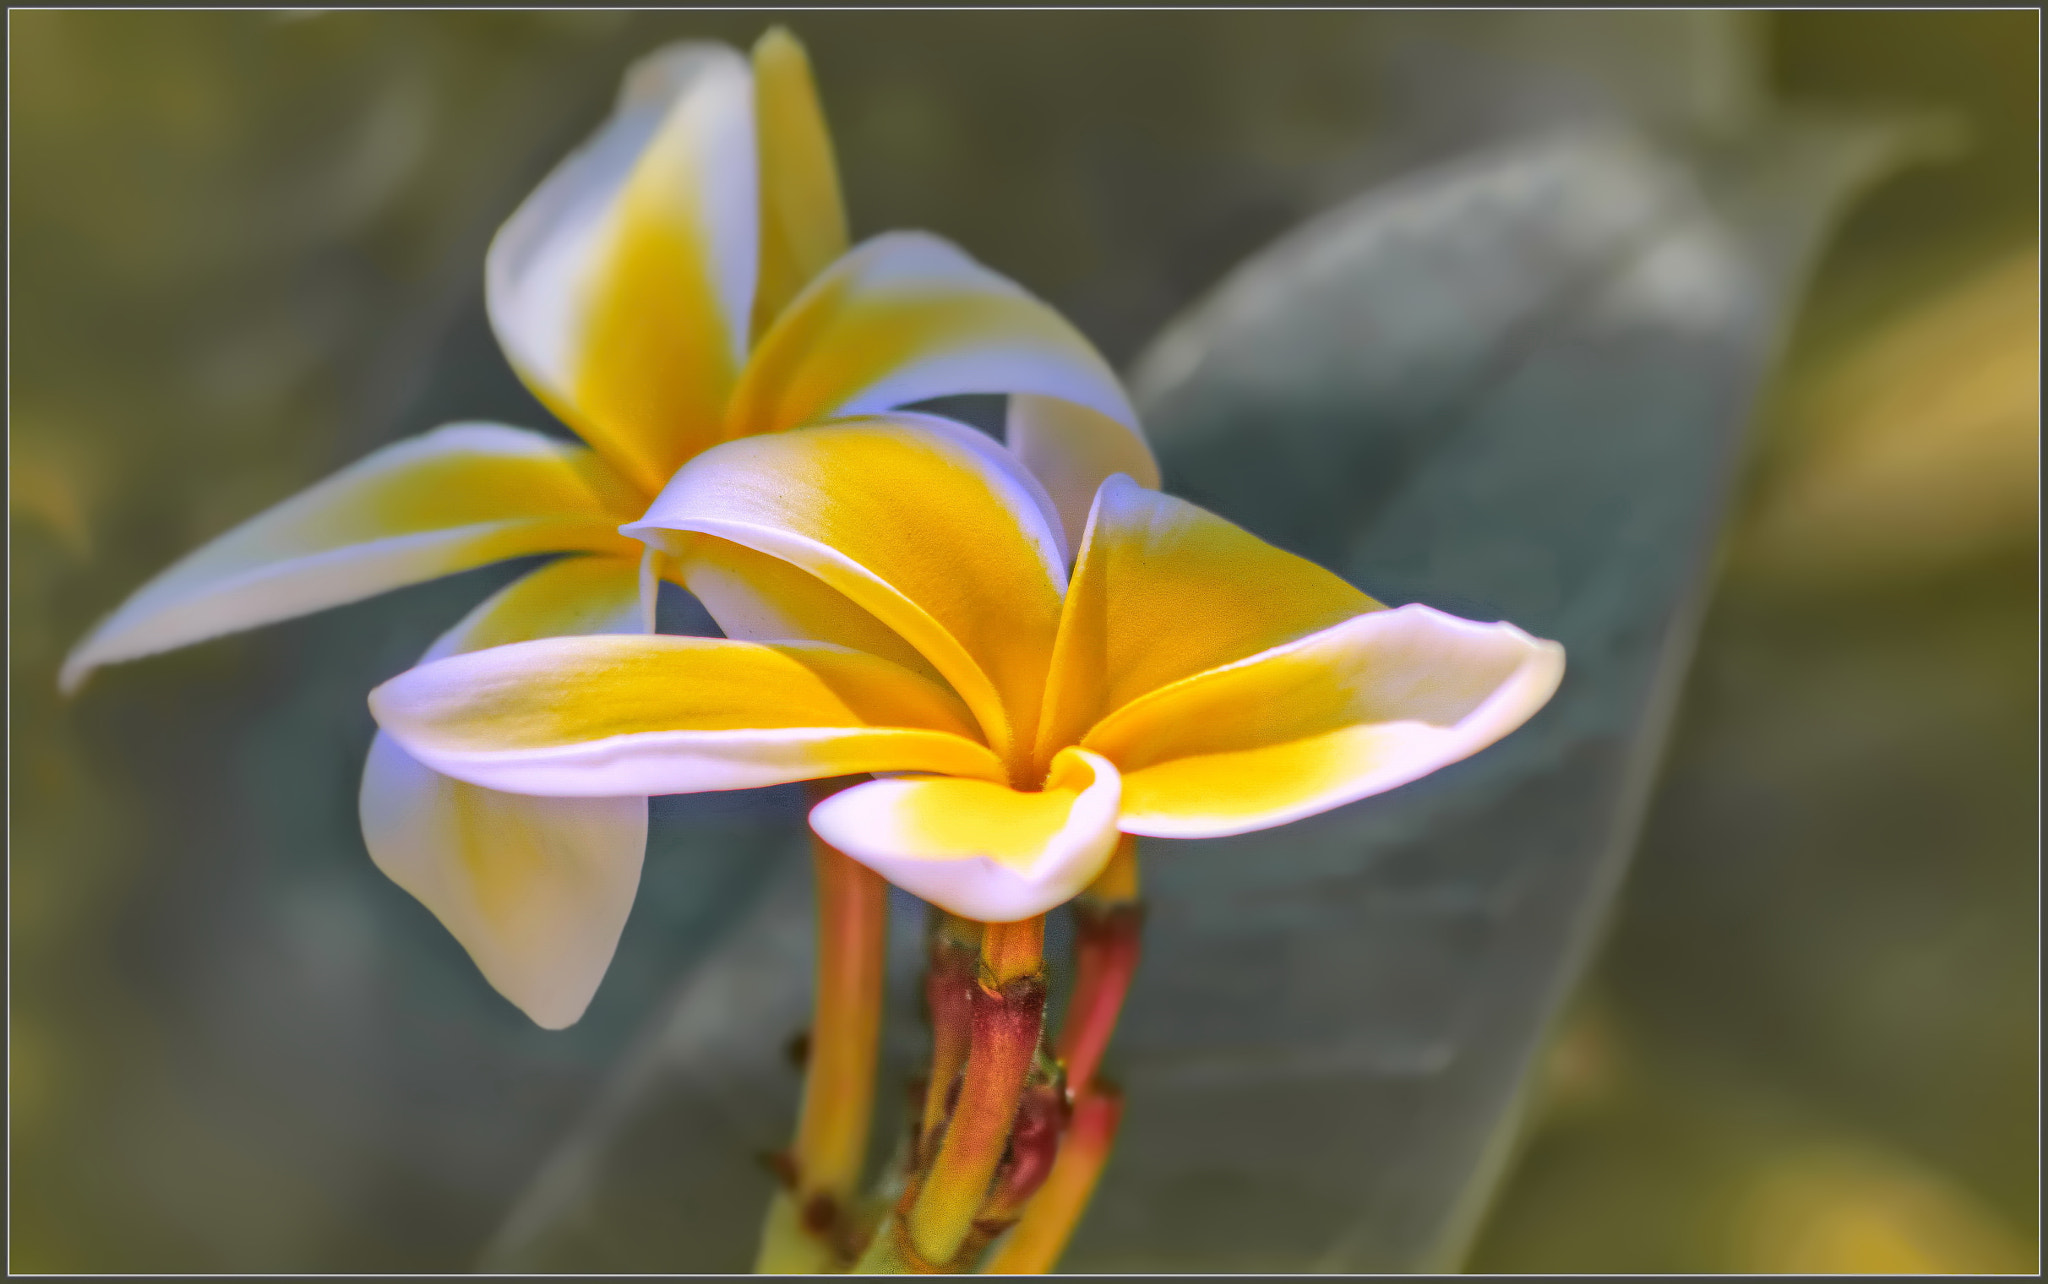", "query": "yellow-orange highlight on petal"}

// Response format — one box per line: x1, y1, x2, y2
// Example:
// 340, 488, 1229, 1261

380, 418, 1565, 926
65, 31, 1170, 1031
749, 26, 848, 339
